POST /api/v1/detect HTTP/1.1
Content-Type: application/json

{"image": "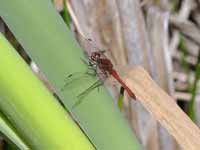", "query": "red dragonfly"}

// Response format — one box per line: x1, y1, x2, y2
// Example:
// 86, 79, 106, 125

89, 51, 136, 99
62, 35, 136, 107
